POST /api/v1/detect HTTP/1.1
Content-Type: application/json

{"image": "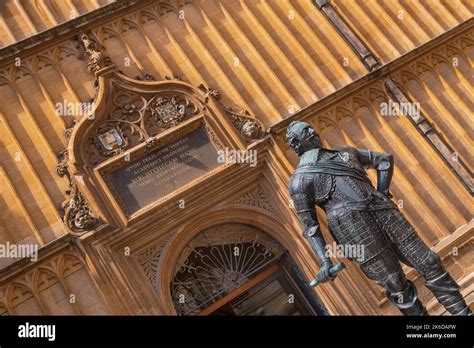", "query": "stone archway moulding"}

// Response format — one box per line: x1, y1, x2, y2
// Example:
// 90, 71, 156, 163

154, 206, 324, 315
